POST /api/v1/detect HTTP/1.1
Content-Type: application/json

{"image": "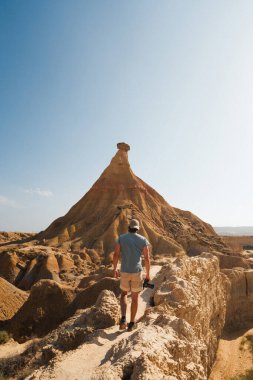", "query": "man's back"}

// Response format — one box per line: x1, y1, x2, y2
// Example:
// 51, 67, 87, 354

118, 232, 149, 273
113, 219, 151, 331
